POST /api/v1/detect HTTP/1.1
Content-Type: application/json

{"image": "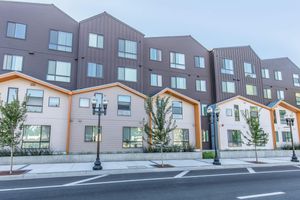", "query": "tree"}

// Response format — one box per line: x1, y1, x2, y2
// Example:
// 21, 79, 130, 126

241, 109, 269, 163
144, 96, 177, 167
0, 100, 27, 174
